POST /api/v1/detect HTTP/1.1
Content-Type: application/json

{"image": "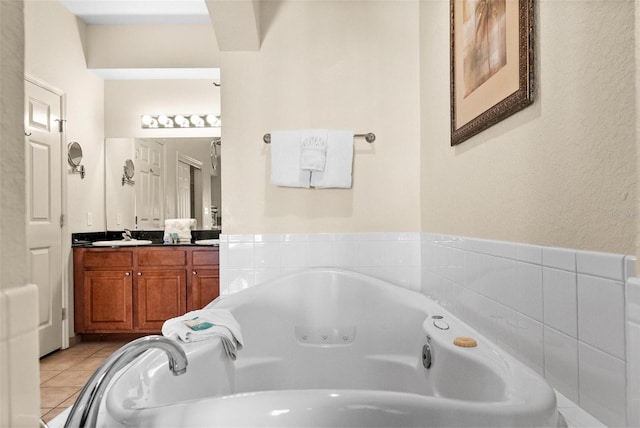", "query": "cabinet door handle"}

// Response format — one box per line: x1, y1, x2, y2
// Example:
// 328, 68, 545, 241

137, 272, 142, 276
192, 271, 197, 275
125, 272, 130, 276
